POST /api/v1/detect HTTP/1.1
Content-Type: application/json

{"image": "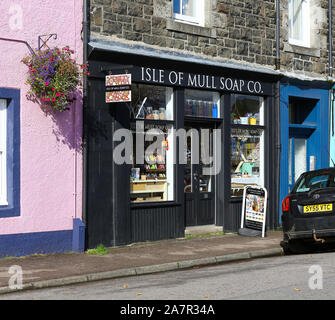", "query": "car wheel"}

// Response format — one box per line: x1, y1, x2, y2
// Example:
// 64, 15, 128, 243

280, 240, 293, 255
